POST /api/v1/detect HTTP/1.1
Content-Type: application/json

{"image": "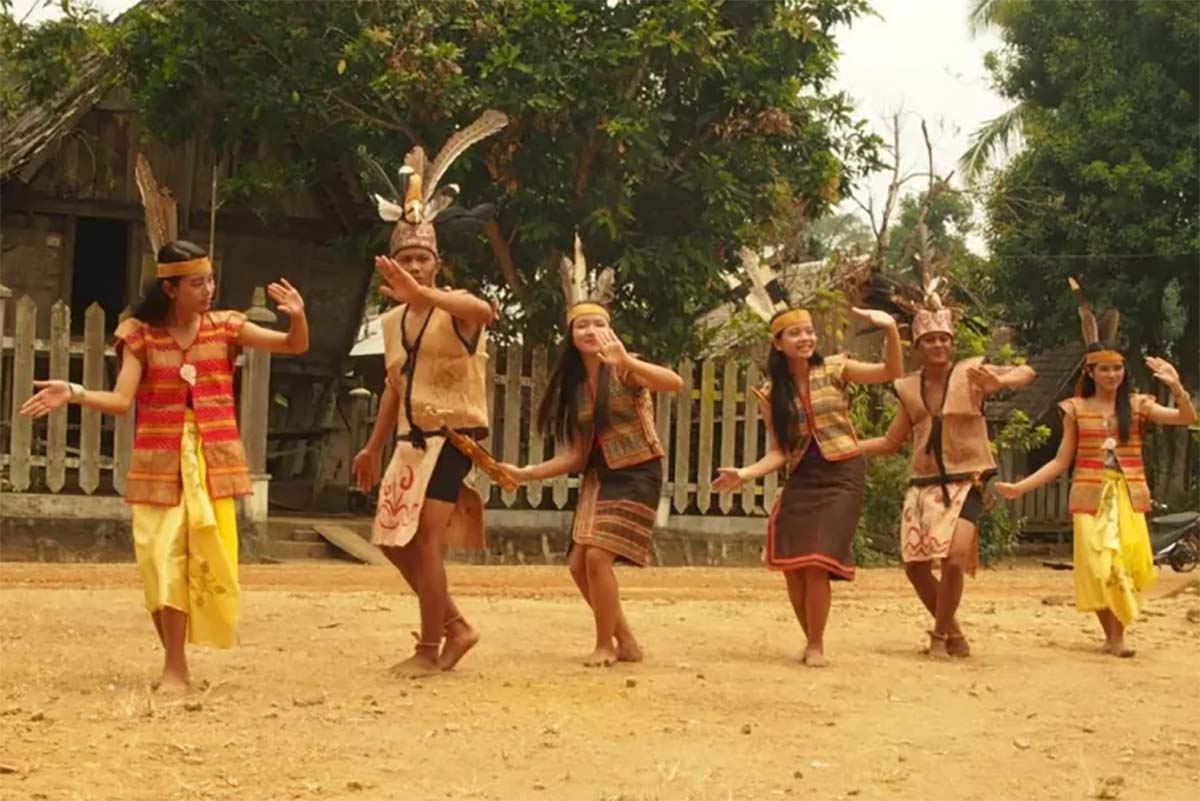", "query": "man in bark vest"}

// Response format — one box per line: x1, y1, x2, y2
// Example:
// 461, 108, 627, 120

861, 293, 1034, 659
